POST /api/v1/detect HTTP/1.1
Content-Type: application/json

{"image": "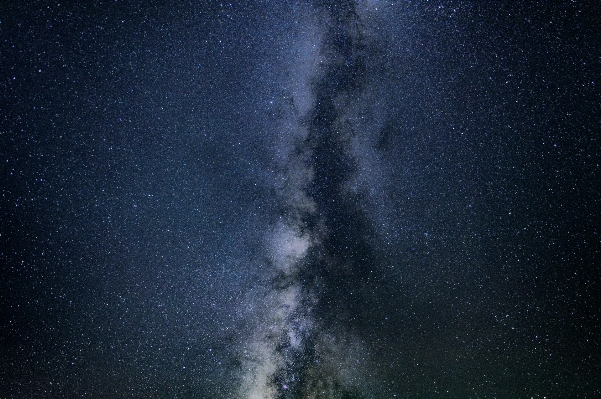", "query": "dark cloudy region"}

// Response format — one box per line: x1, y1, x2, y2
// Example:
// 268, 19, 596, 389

1, 1, 600, 398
